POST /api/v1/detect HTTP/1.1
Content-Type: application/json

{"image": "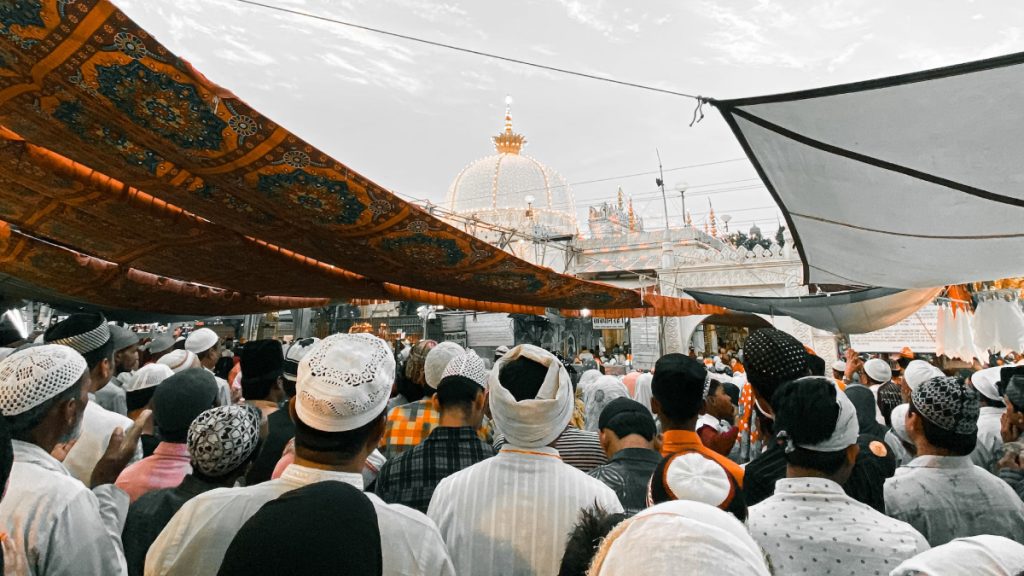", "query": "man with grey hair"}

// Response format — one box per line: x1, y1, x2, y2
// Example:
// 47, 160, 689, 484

0, 344, 148, 575
428, 344, 622, 576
